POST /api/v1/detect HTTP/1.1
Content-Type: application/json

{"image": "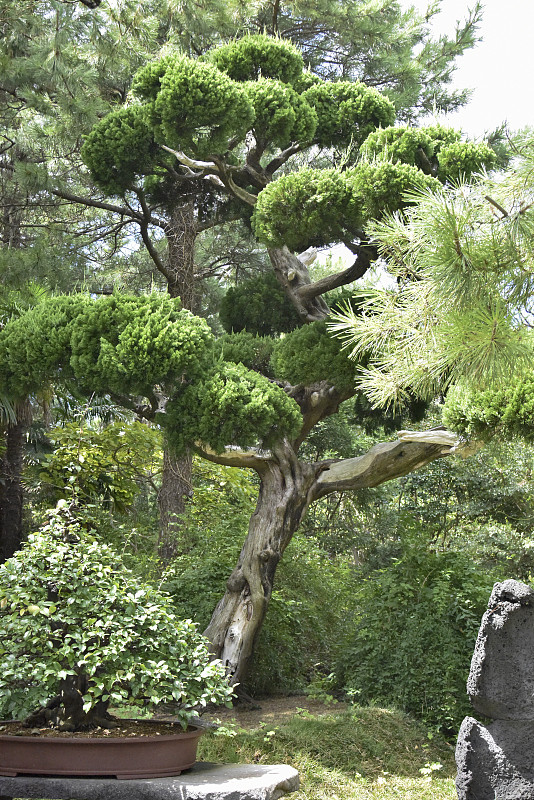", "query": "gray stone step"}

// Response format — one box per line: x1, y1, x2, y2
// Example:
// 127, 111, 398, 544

0, 762, 299, 800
